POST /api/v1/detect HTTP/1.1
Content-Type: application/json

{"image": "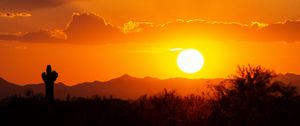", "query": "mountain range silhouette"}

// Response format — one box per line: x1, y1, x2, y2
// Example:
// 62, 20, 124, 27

0, 73, 299, 100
